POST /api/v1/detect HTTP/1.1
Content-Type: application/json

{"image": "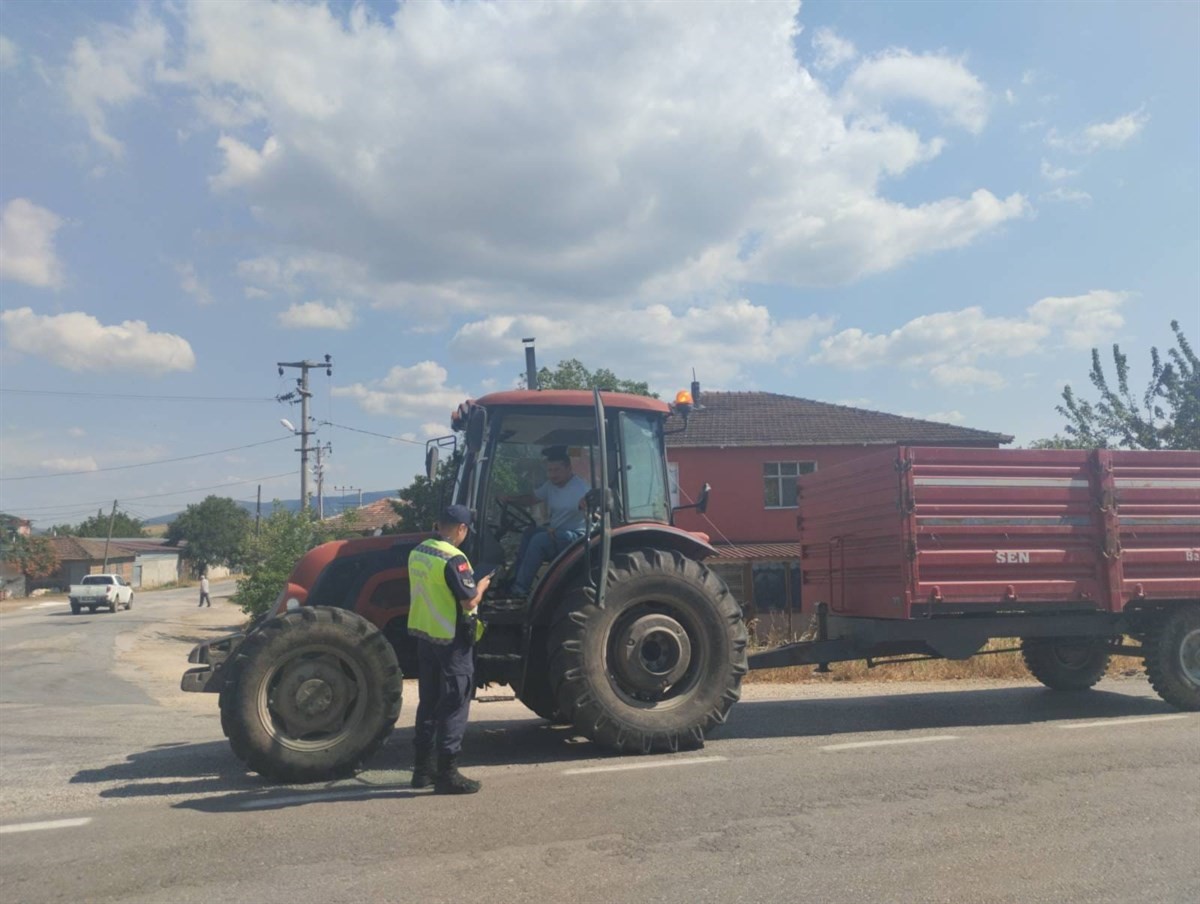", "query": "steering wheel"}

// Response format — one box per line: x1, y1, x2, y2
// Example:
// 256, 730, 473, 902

491, 498, 538, 541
